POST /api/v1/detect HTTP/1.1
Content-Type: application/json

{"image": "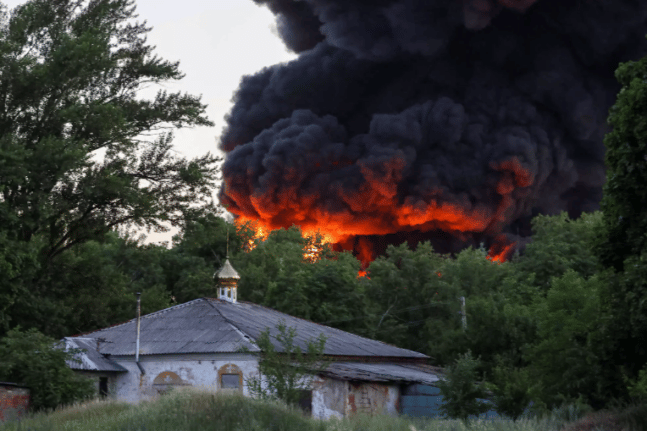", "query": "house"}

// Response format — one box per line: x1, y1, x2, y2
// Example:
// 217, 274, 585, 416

63, 257, 445, 419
